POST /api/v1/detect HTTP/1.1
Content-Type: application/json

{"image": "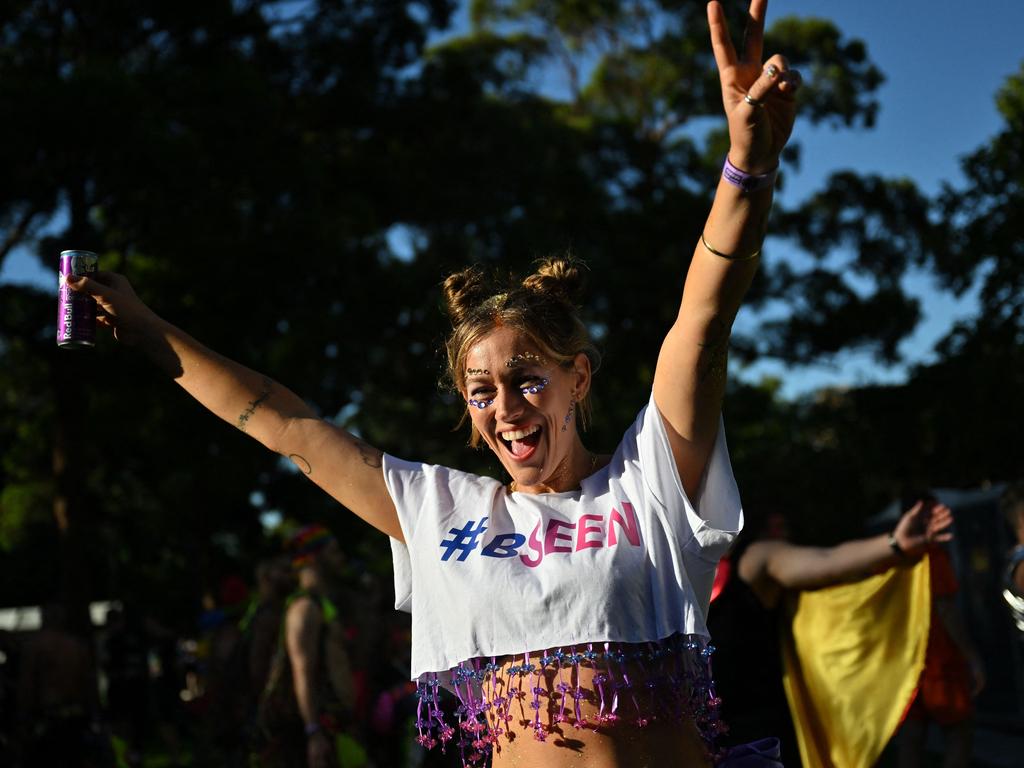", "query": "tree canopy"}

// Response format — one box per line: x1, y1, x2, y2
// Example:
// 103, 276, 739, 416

0, 0, 1019, 623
